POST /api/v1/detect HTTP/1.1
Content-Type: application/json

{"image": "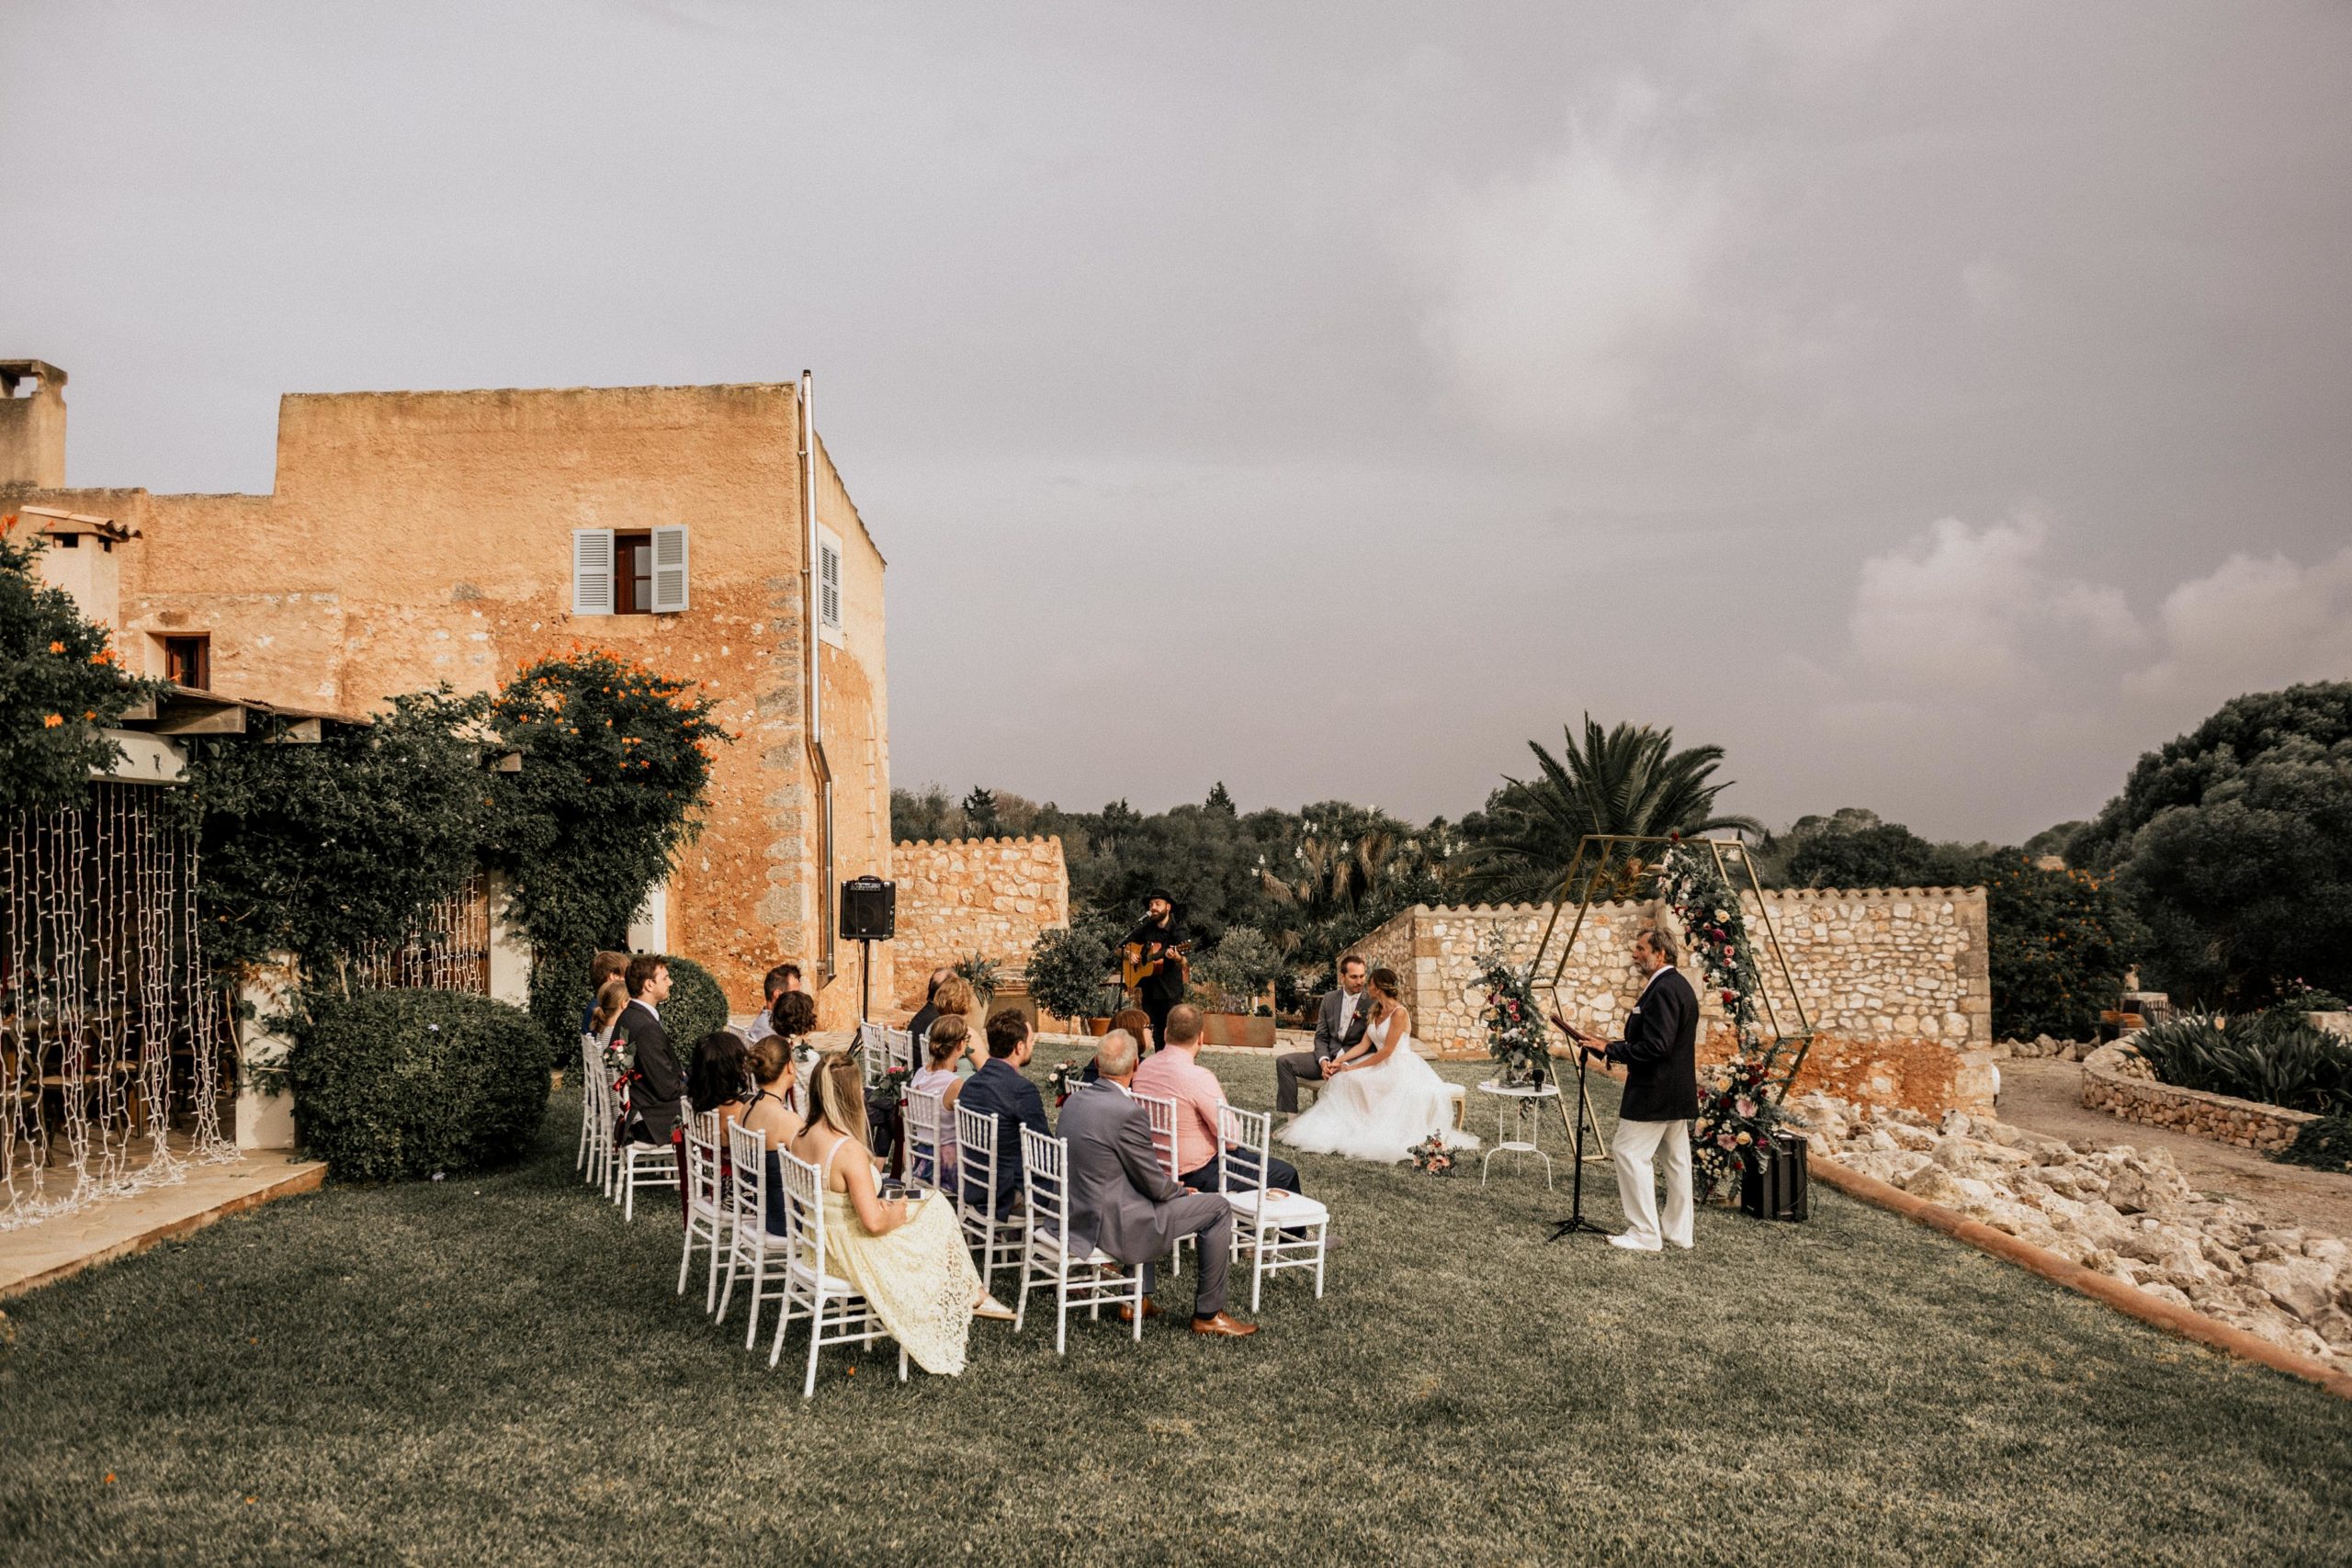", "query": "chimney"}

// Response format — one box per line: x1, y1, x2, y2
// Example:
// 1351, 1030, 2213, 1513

0, 360, 68, 488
